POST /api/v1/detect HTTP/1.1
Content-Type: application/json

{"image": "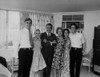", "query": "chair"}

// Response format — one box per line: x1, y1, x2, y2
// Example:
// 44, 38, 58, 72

7, 57, 18, 74
0, 57, 11, 77
82, 49, 93, 72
